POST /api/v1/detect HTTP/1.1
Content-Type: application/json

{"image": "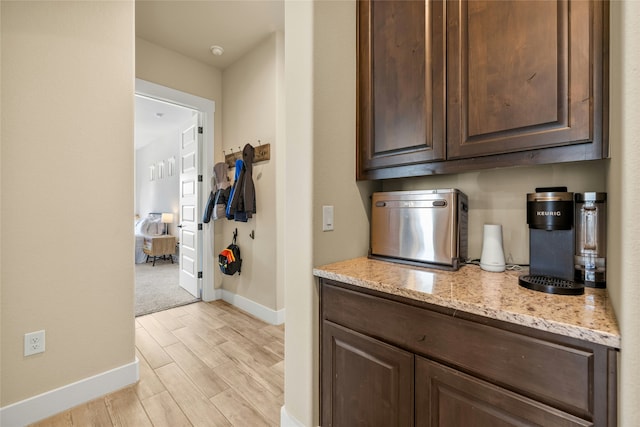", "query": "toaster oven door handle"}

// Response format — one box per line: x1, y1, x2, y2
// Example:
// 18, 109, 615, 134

375, 200, 448, 208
